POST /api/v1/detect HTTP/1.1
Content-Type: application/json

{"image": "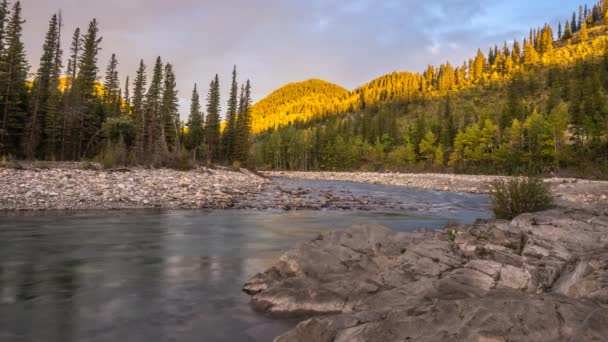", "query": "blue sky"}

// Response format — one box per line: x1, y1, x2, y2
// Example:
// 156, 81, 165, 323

23, 0, 586, 118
